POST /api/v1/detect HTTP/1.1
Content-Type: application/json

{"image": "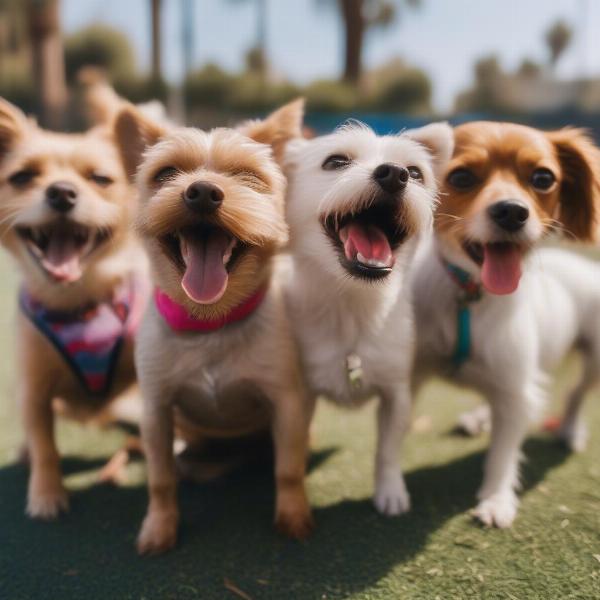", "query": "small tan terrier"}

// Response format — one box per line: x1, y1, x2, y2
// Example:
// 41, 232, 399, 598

114, 99, 314, 554
0, 94, 149, 519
